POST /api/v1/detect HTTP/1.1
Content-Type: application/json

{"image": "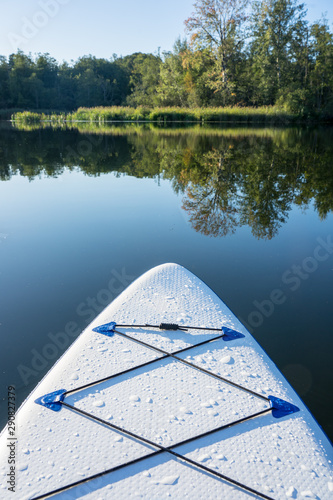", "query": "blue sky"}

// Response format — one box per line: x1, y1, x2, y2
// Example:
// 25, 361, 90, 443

1, 0, 332, 62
